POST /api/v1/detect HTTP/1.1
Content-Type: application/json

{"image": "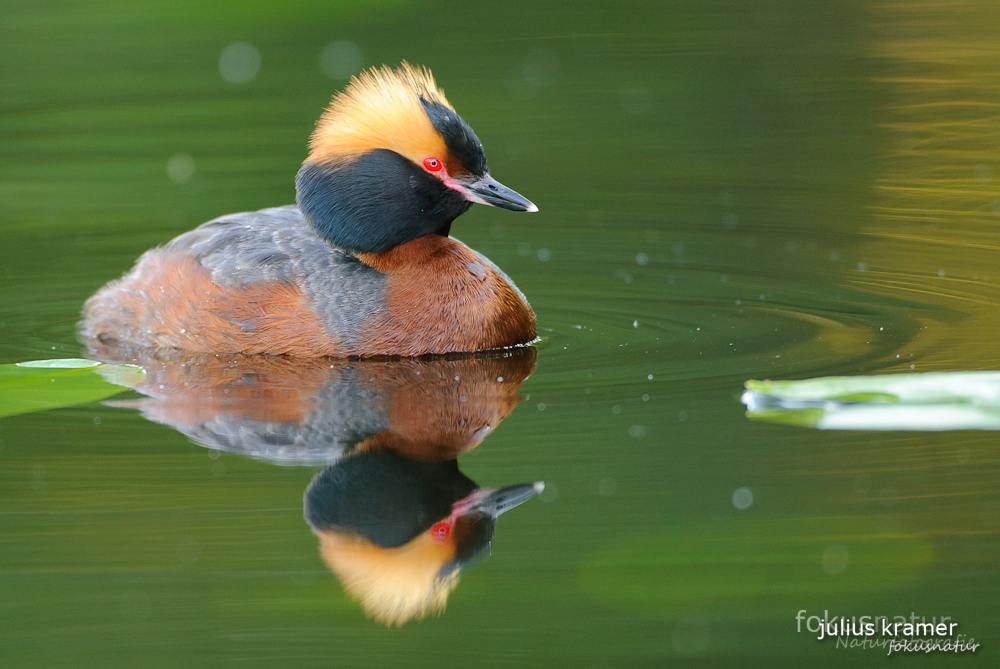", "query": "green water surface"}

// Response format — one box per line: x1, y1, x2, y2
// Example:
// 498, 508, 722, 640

2, 0, 1000, 666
